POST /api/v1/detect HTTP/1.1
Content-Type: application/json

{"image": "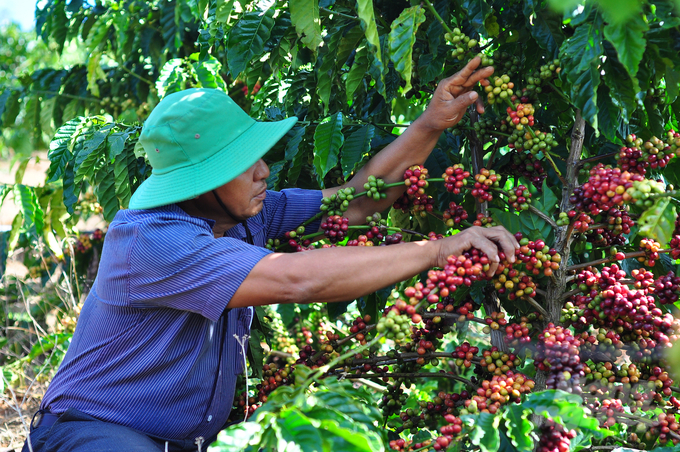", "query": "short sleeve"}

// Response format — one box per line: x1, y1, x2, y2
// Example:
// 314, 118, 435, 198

128, 219, 272, 322
262, 188, 323, 239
